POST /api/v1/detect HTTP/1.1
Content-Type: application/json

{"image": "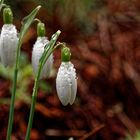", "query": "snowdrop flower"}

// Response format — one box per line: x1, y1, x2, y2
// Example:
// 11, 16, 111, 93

0, 7, 18, 67
32, 22, 53, 79
56, 46, 77, 106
